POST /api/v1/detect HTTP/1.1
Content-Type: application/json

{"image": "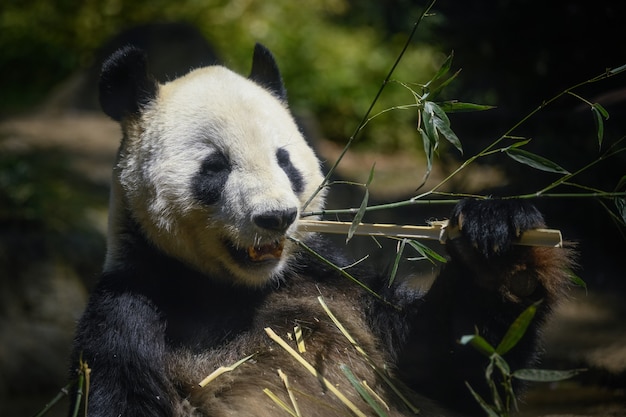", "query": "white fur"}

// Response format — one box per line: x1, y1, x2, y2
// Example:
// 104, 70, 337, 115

105, 65, 326, 286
